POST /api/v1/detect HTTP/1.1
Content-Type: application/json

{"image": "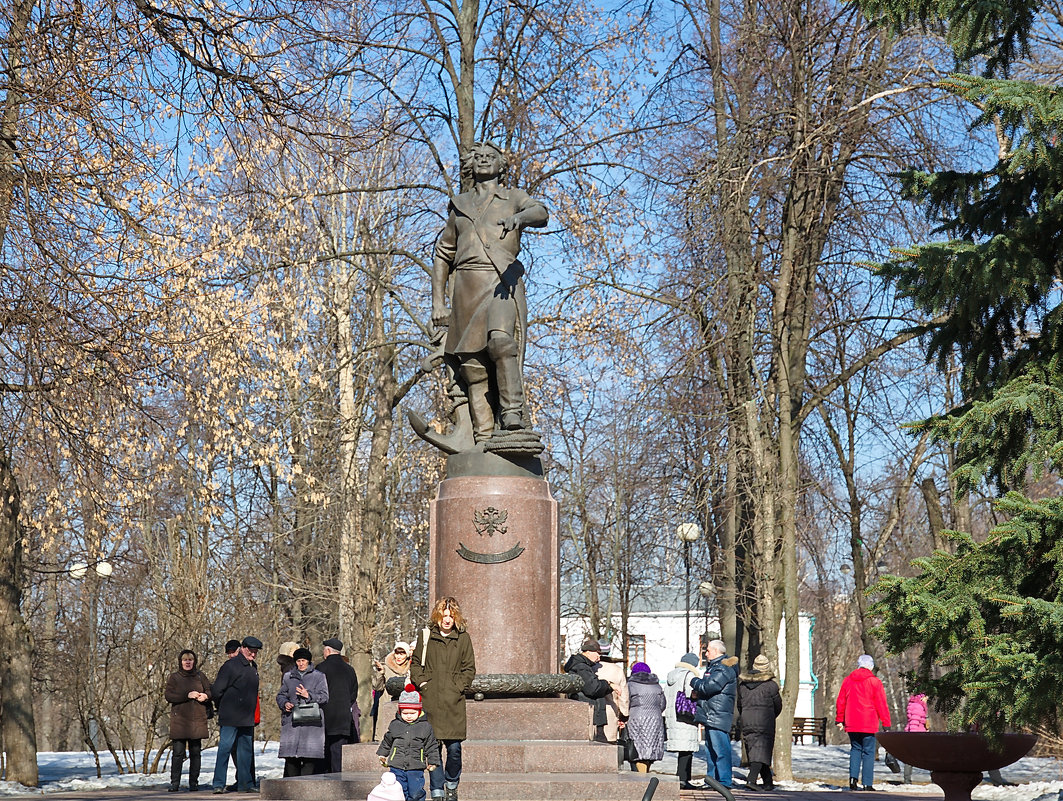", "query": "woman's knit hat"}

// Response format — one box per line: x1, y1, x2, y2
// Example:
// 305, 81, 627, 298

752, 654, 772, 673
397, 683, 422, 711
678, 652, 699, 668
630, 661, 651, 674
367, 772, 405, 801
